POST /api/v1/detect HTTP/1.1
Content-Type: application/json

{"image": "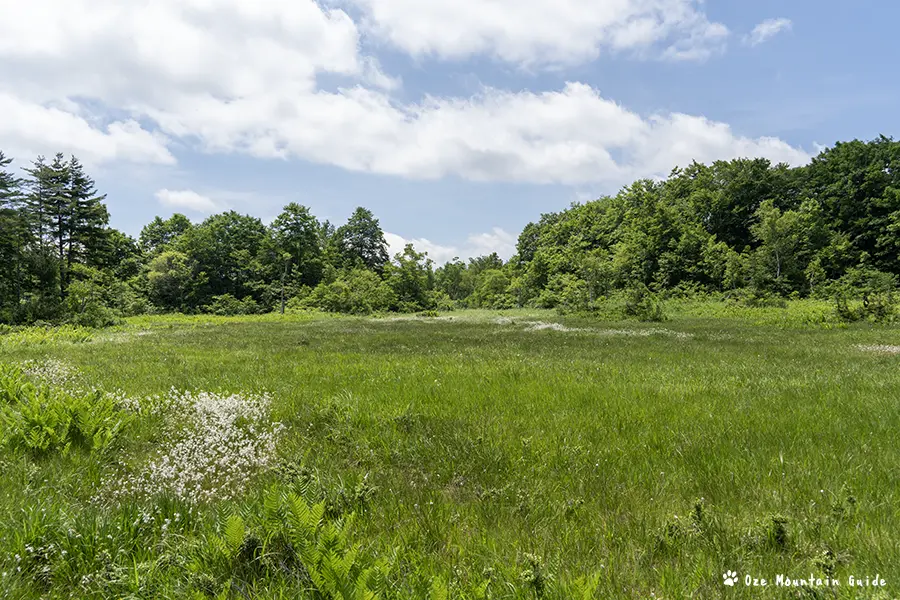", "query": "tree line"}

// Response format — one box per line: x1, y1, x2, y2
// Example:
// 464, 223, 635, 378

1, 135, 898, 325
